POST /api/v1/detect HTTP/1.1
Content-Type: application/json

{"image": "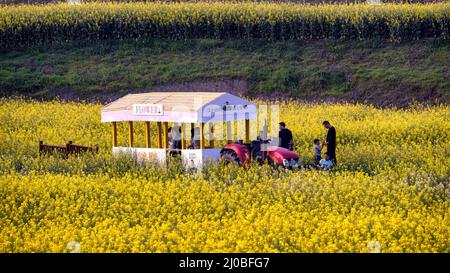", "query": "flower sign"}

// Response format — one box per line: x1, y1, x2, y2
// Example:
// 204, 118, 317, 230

133, 104, 164, 116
